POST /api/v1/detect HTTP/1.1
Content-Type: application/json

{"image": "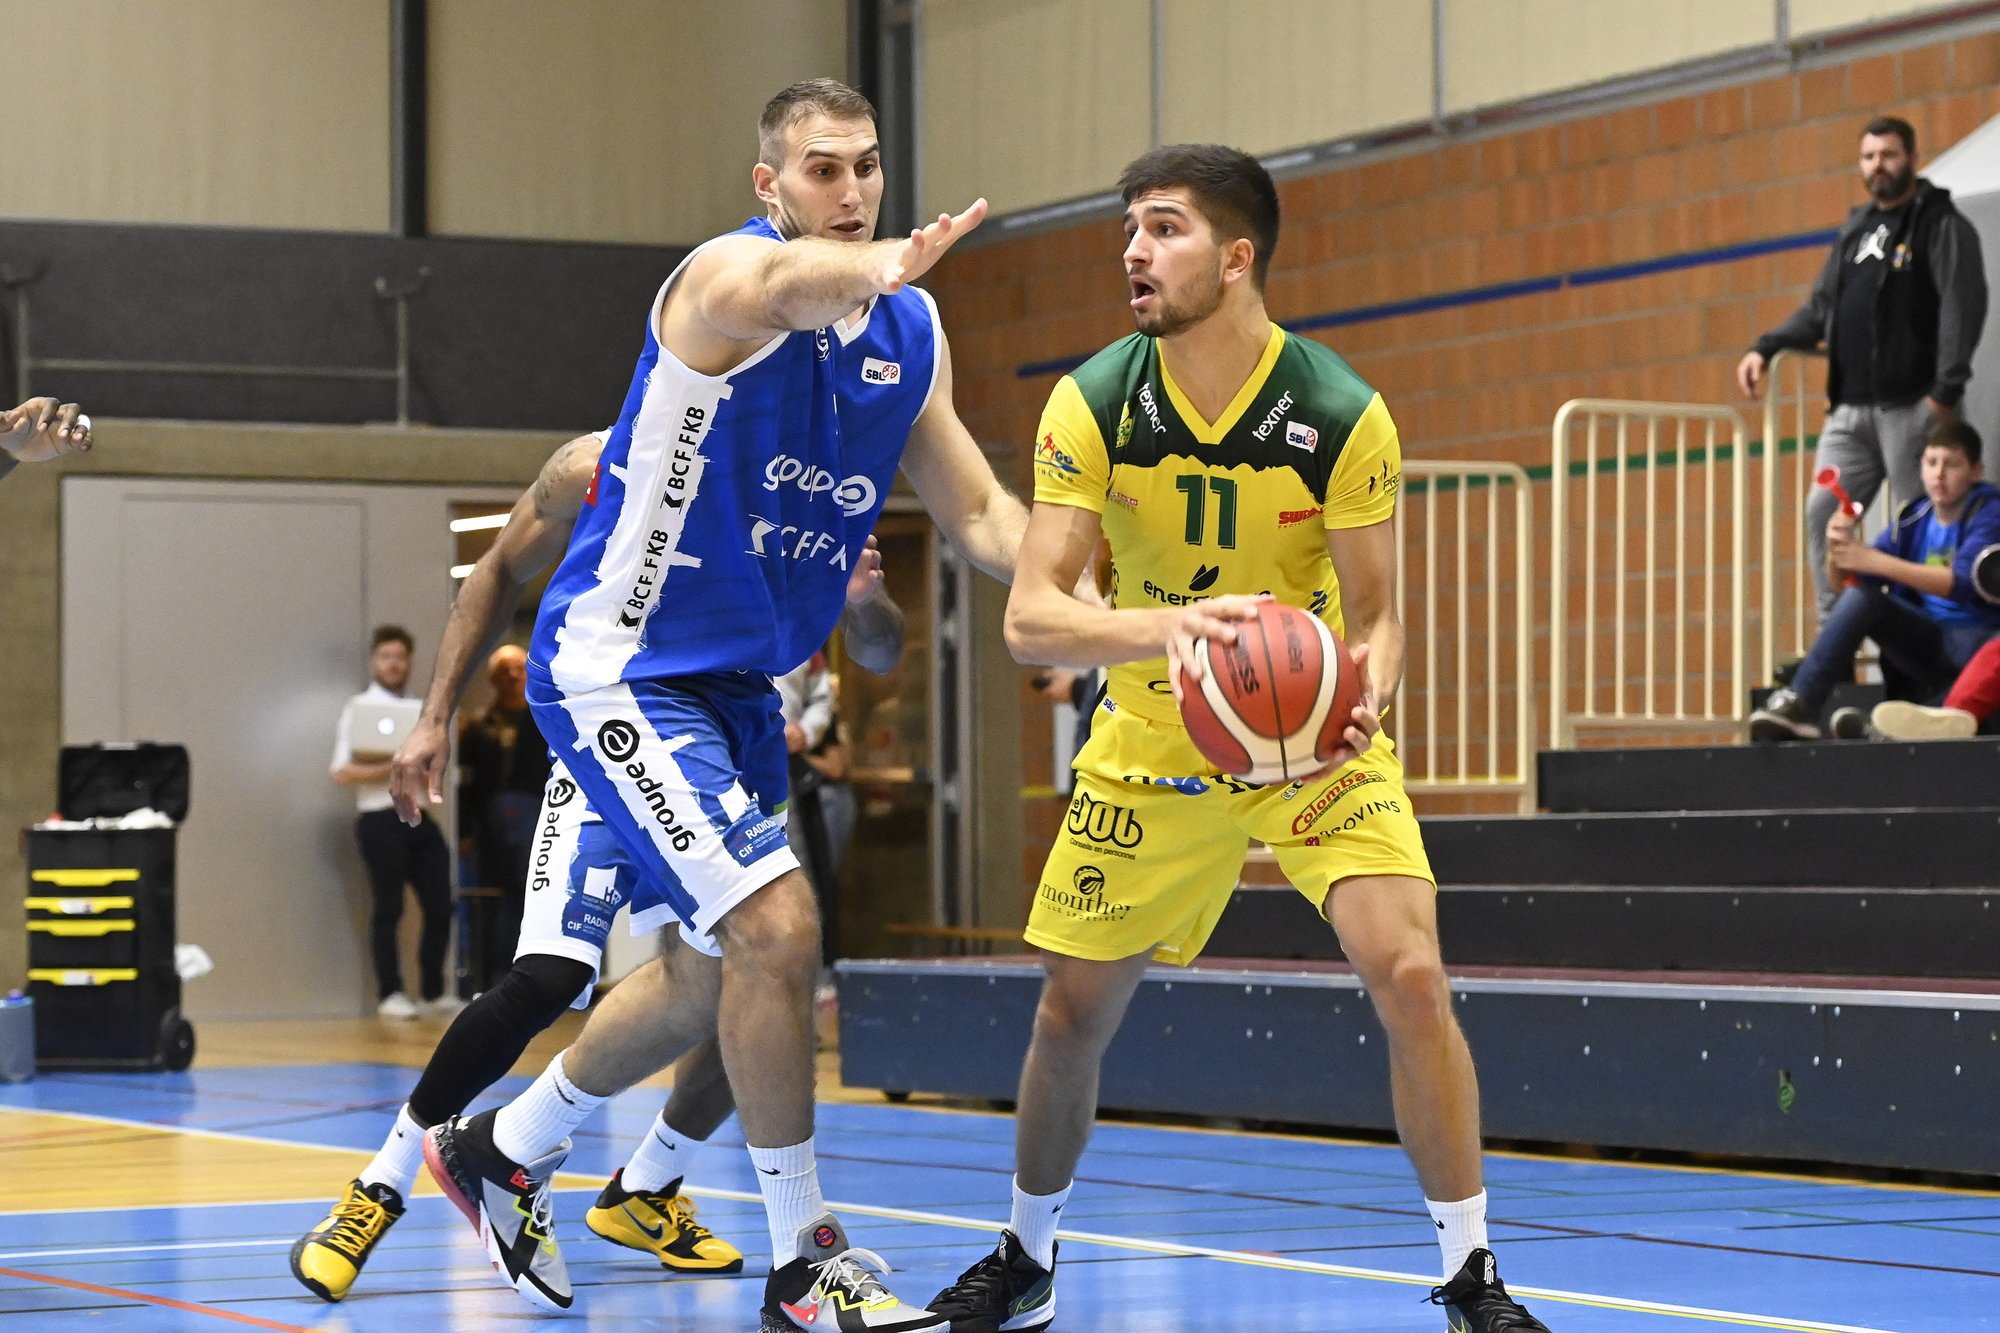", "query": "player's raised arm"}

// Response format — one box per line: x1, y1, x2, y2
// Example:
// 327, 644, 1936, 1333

685, 200, 987, 347
389, 433, 600, 824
